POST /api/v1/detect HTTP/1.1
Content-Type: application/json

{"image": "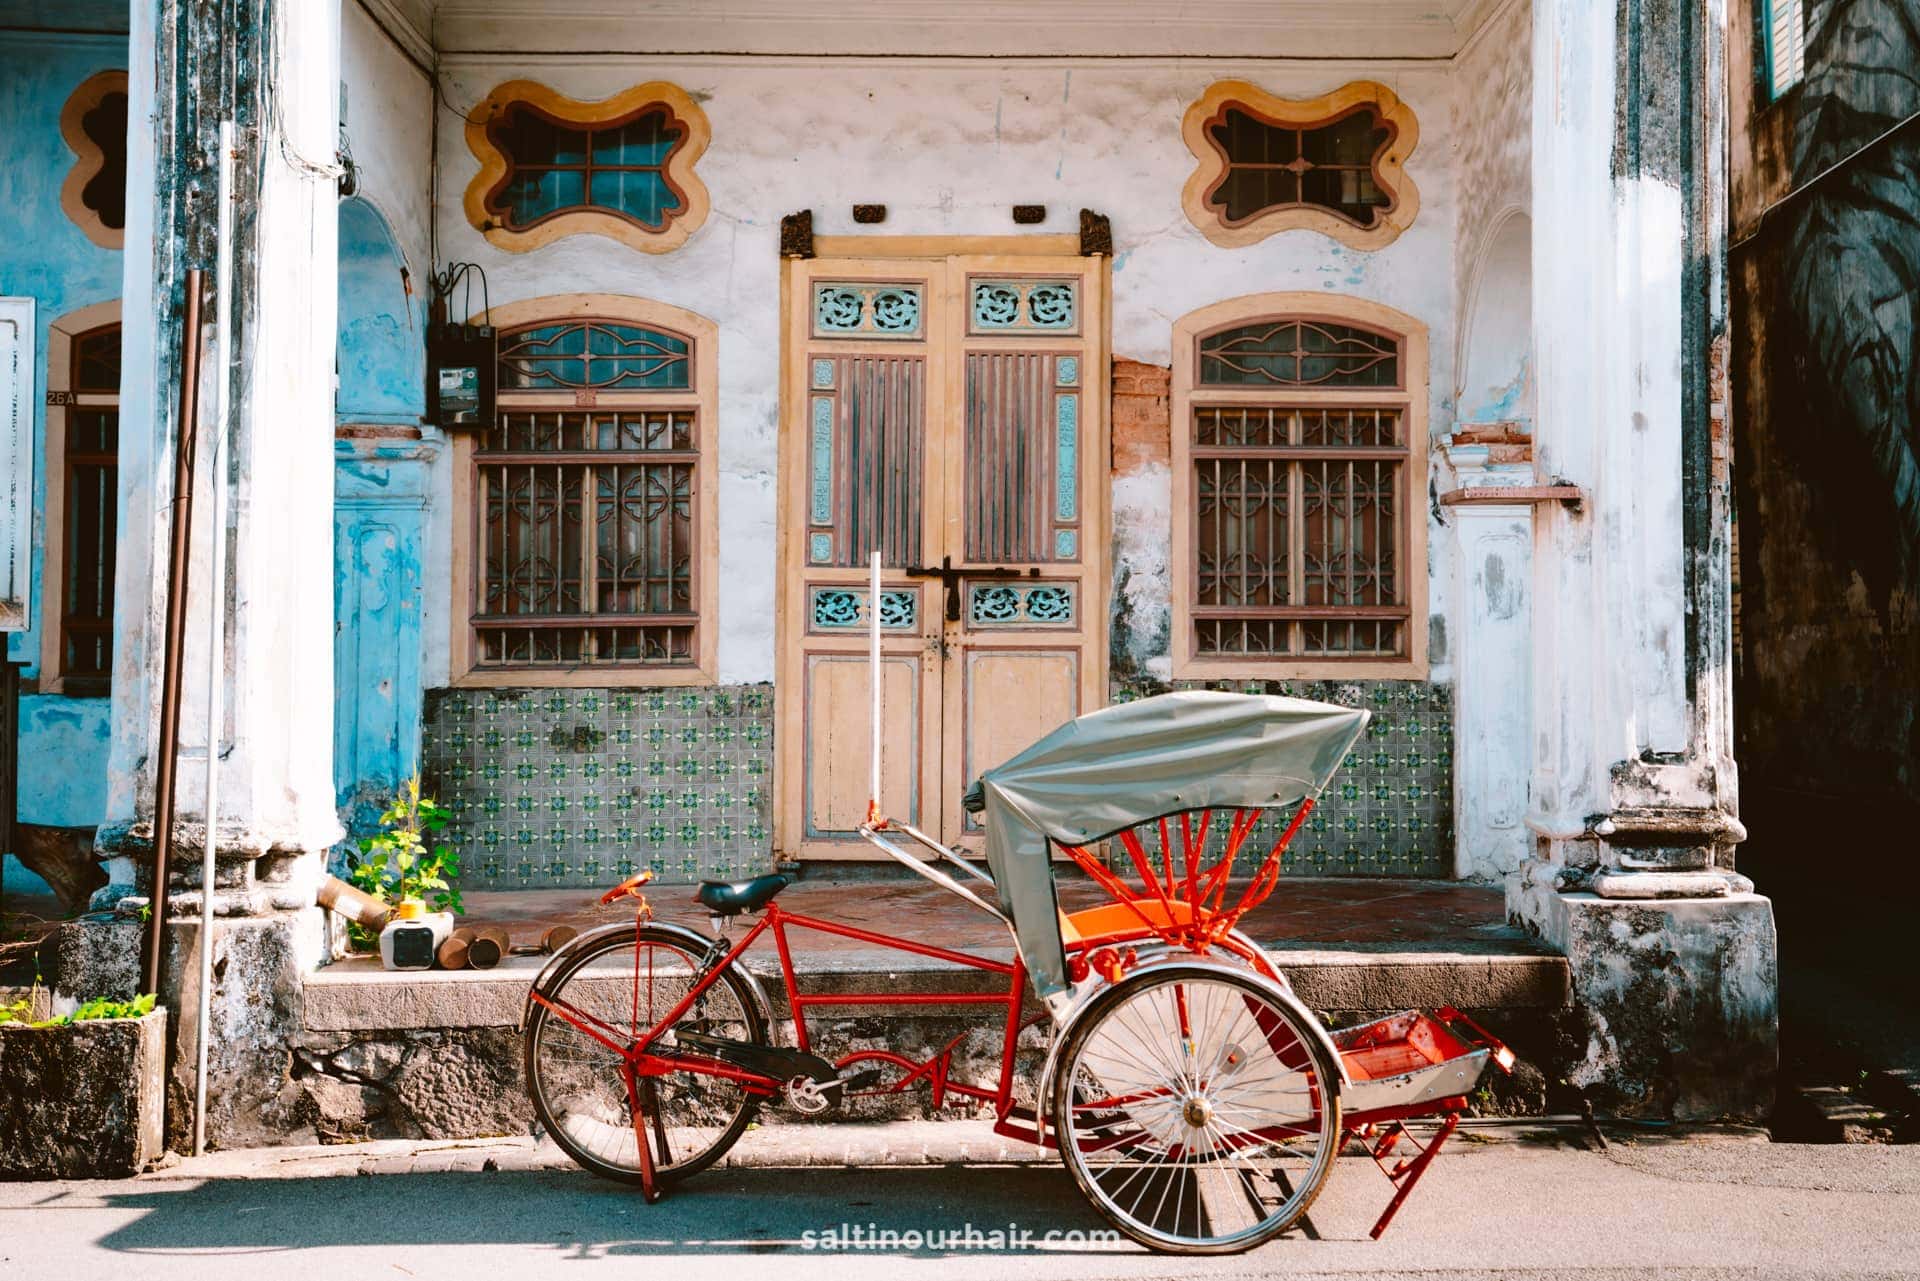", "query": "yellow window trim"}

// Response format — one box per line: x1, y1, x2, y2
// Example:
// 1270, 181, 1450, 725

60, 70, 127, 252
462, 79, 712, 256
1180, 79, 1421, 253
